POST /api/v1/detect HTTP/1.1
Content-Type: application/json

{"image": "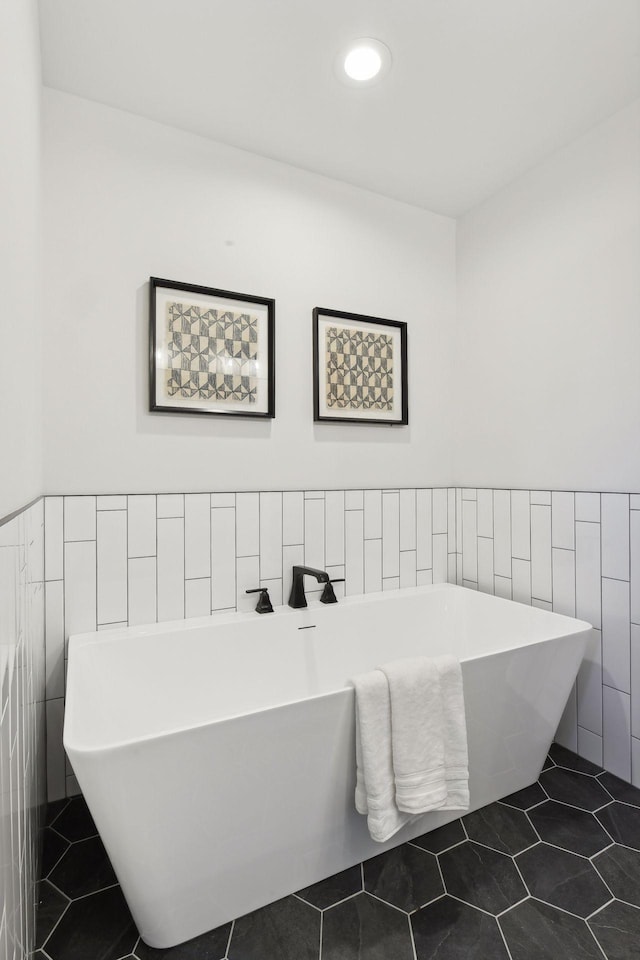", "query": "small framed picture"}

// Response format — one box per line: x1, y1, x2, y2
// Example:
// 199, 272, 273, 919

313, 308, 408, 425
149, 277, 275, 418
